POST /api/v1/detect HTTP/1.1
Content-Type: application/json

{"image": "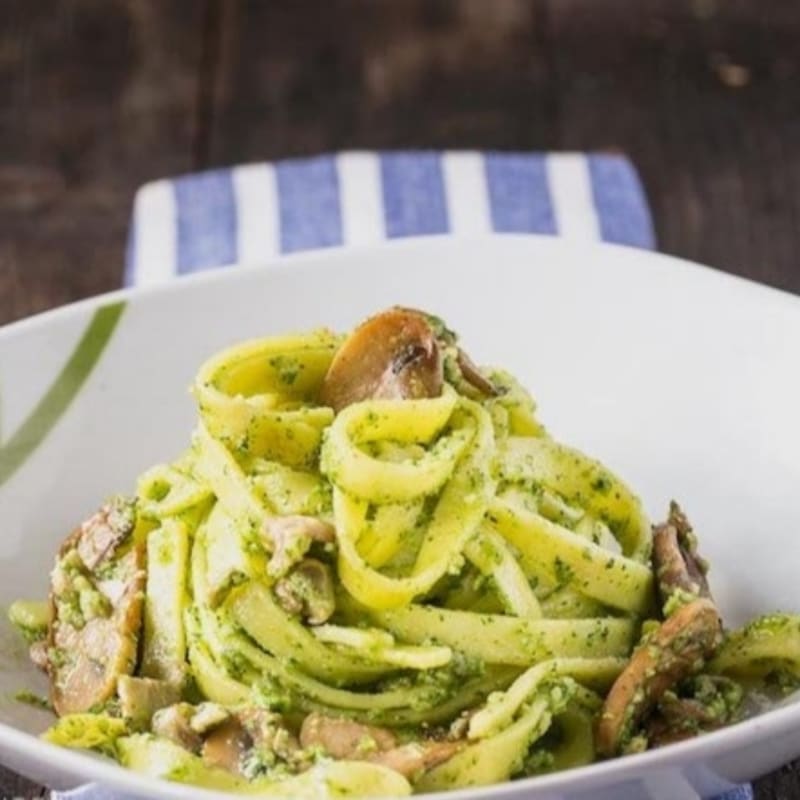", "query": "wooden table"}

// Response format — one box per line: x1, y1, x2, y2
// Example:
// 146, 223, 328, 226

2, 1, 799, 797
